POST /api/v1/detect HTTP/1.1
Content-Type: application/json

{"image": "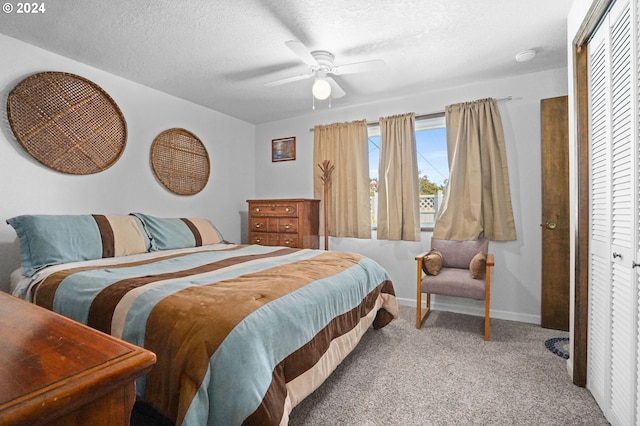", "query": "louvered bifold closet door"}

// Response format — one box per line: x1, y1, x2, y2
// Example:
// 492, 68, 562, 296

588, 10, 613, 416
609, 2, 636, 424
587, 1, 639, 425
